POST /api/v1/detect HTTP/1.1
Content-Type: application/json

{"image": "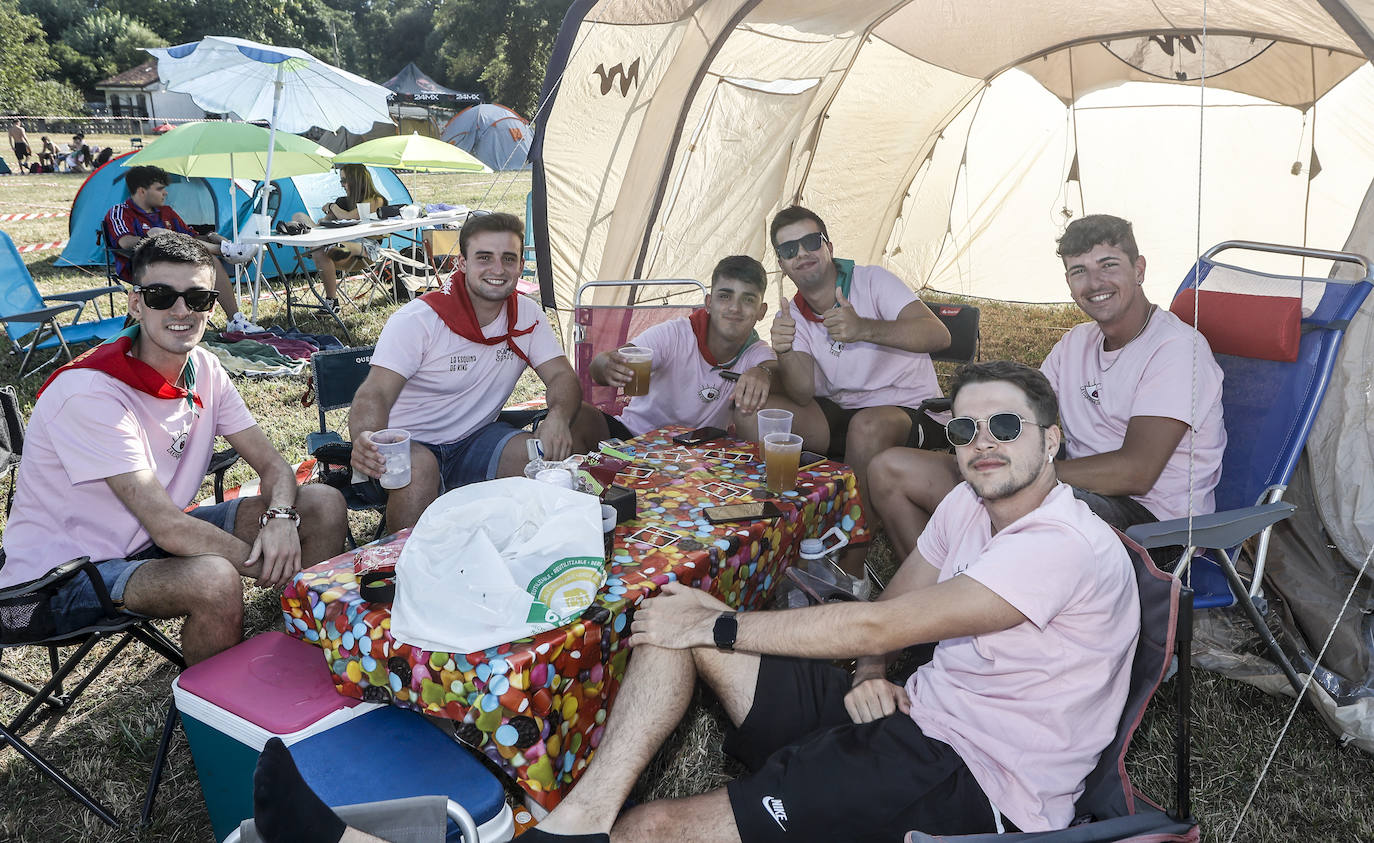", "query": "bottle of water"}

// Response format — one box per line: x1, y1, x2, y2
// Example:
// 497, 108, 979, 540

788, 527, 850, 607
